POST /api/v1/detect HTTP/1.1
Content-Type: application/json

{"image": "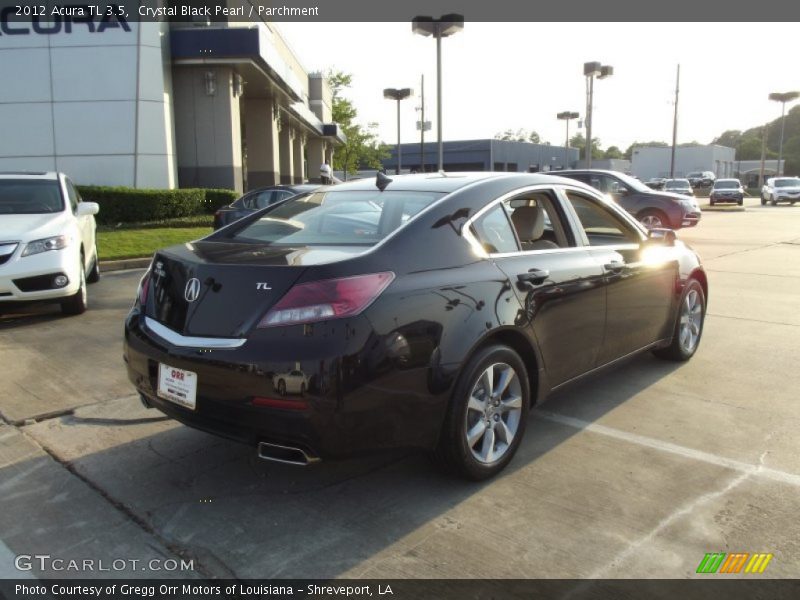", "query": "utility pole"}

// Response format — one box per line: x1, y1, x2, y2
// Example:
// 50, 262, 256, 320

420, 74, 425, 172
670, 64, 680, 179
759, 124, 767, 188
